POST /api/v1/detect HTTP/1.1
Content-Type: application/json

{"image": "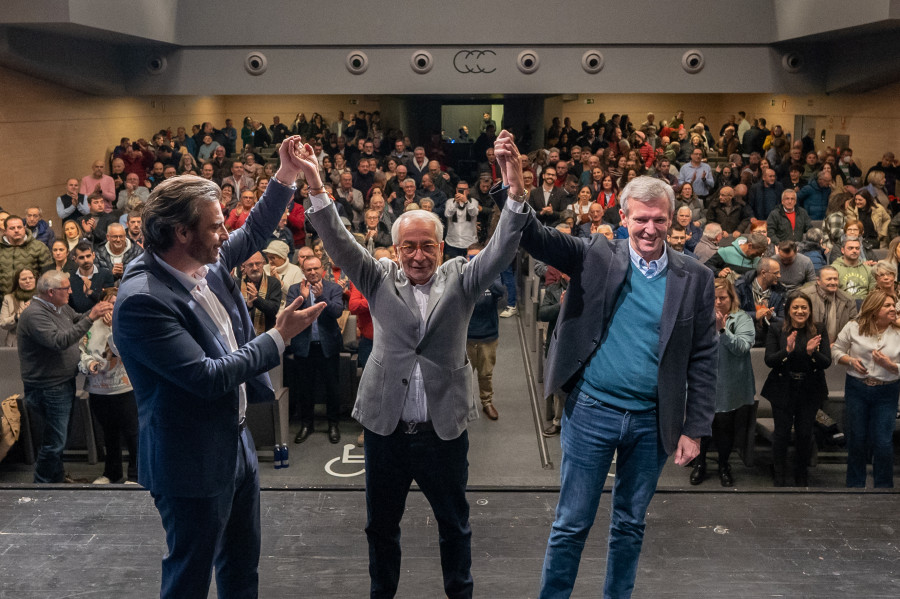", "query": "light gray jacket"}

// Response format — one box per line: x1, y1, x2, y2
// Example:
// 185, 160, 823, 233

308, 191, 527, 440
